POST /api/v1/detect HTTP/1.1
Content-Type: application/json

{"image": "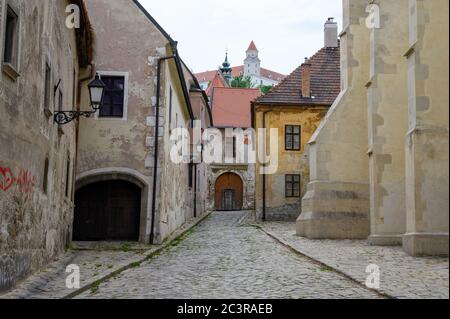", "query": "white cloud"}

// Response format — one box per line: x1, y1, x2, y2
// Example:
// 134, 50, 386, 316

138, 0, 342, 75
